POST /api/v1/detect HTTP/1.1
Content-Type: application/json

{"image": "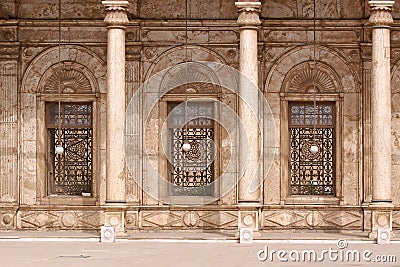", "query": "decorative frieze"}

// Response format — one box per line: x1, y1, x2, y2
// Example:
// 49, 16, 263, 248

140, 210, 238, 229
262, 209, 363, 229
18, 210, 103, 230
